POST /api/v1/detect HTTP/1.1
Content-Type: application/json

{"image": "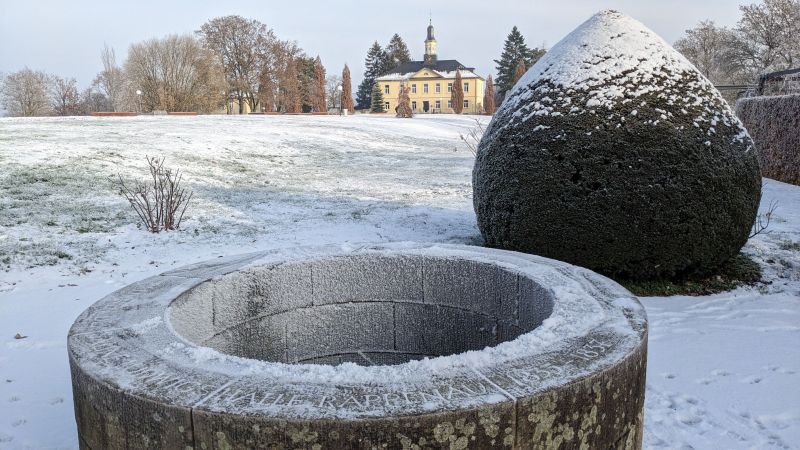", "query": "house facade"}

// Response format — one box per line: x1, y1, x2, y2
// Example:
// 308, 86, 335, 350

375, 22, 486, 114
